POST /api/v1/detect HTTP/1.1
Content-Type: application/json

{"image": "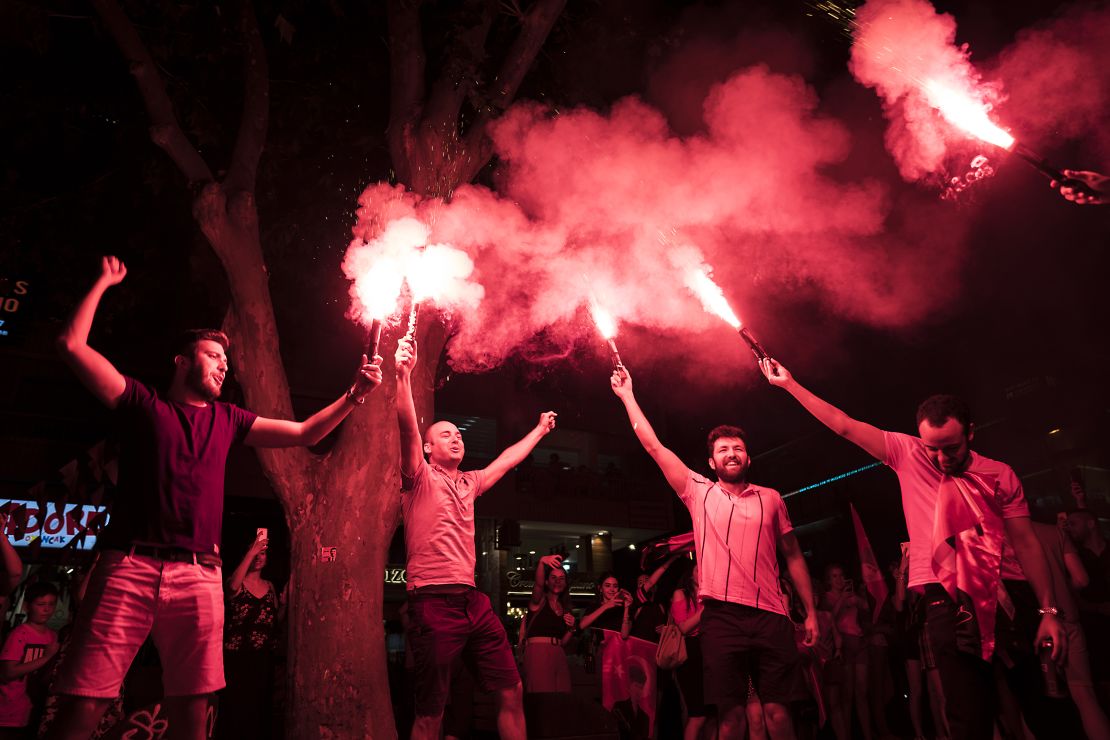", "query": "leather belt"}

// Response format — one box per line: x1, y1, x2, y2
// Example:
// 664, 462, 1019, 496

410, 584, 474, 595
118, 545, 222, 567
